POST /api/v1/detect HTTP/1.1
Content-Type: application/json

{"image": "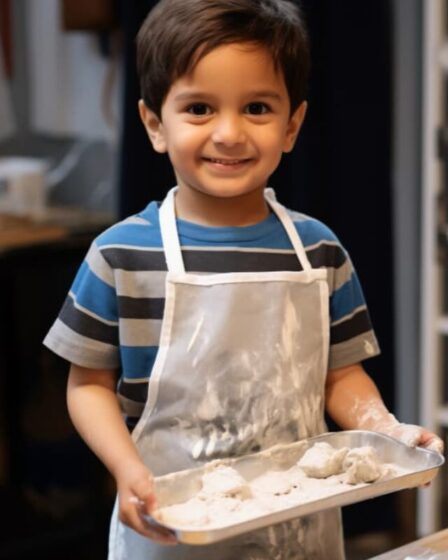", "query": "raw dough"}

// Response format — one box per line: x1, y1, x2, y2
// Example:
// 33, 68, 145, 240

250, 470, 295, 495
342, 446, 384, 484
199, 465, 251, 499
297, 441, 349, 478
158, 498, 209, 526
155, 442, 405, 530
